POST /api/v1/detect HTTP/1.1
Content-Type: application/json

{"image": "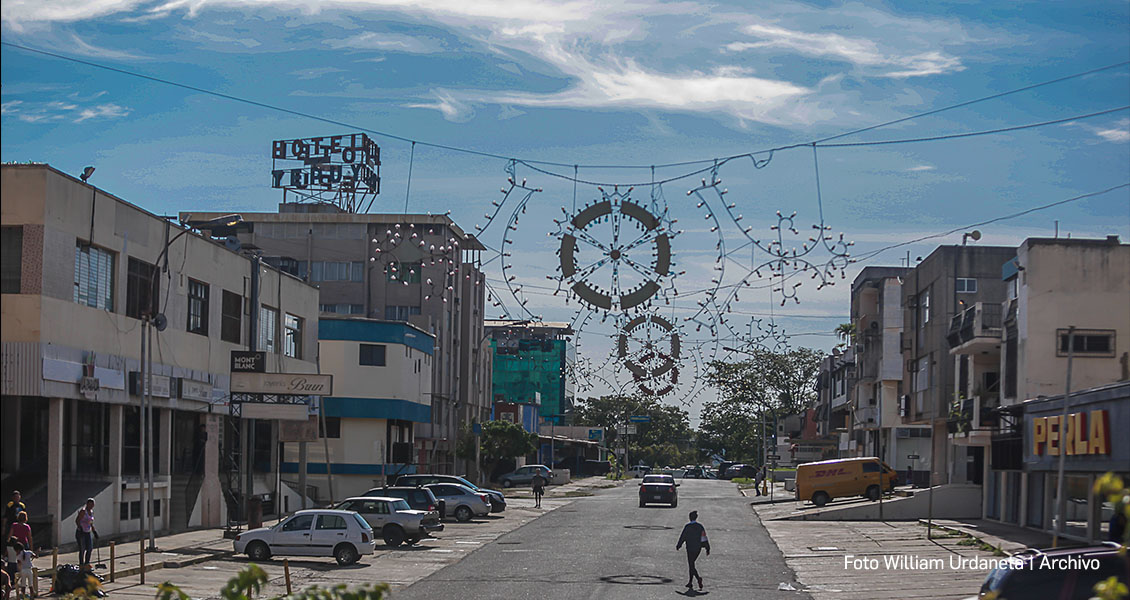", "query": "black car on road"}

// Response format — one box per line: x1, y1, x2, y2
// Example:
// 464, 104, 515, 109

638, 474, 679, 507
976, 542, 1128, 599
